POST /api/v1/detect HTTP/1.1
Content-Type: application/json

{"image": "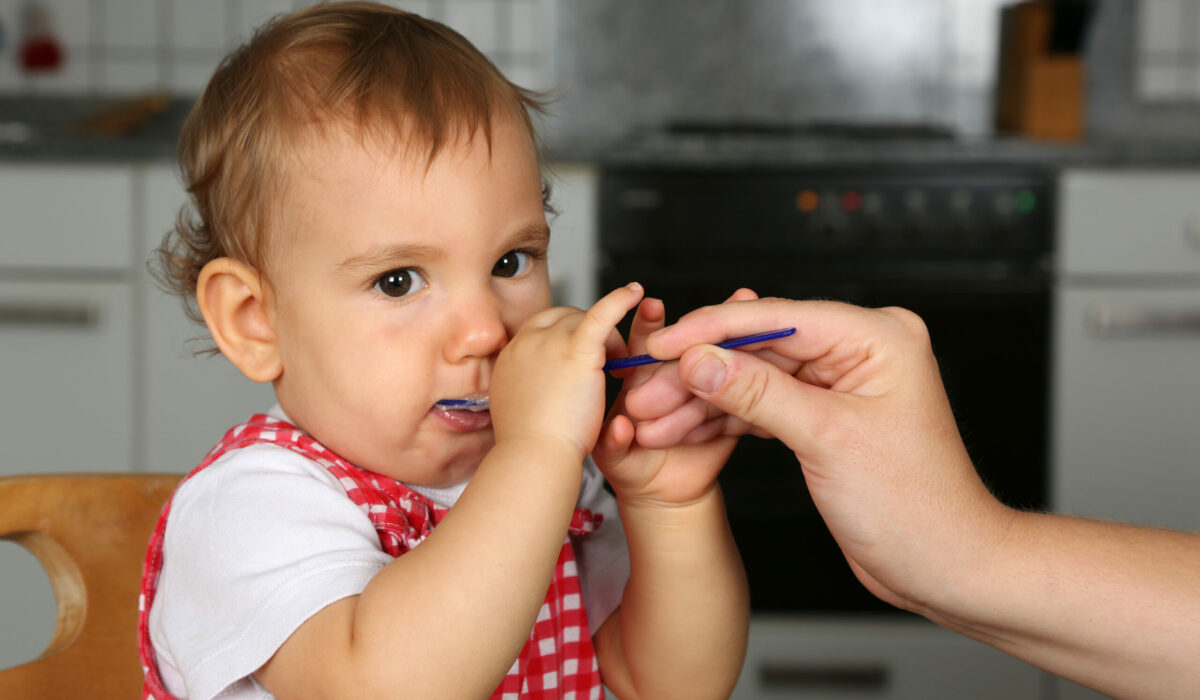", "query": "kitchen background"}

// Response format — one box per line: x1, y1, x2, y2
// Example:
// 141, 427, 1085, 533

3, 1, 1200, 699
